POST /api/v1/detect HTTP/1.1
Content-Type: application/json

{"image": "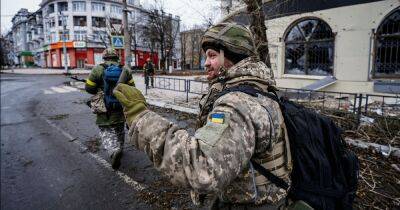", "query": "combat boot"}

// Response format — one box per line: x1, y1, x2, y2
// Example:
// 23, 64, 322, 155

111, 149, 122, 170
